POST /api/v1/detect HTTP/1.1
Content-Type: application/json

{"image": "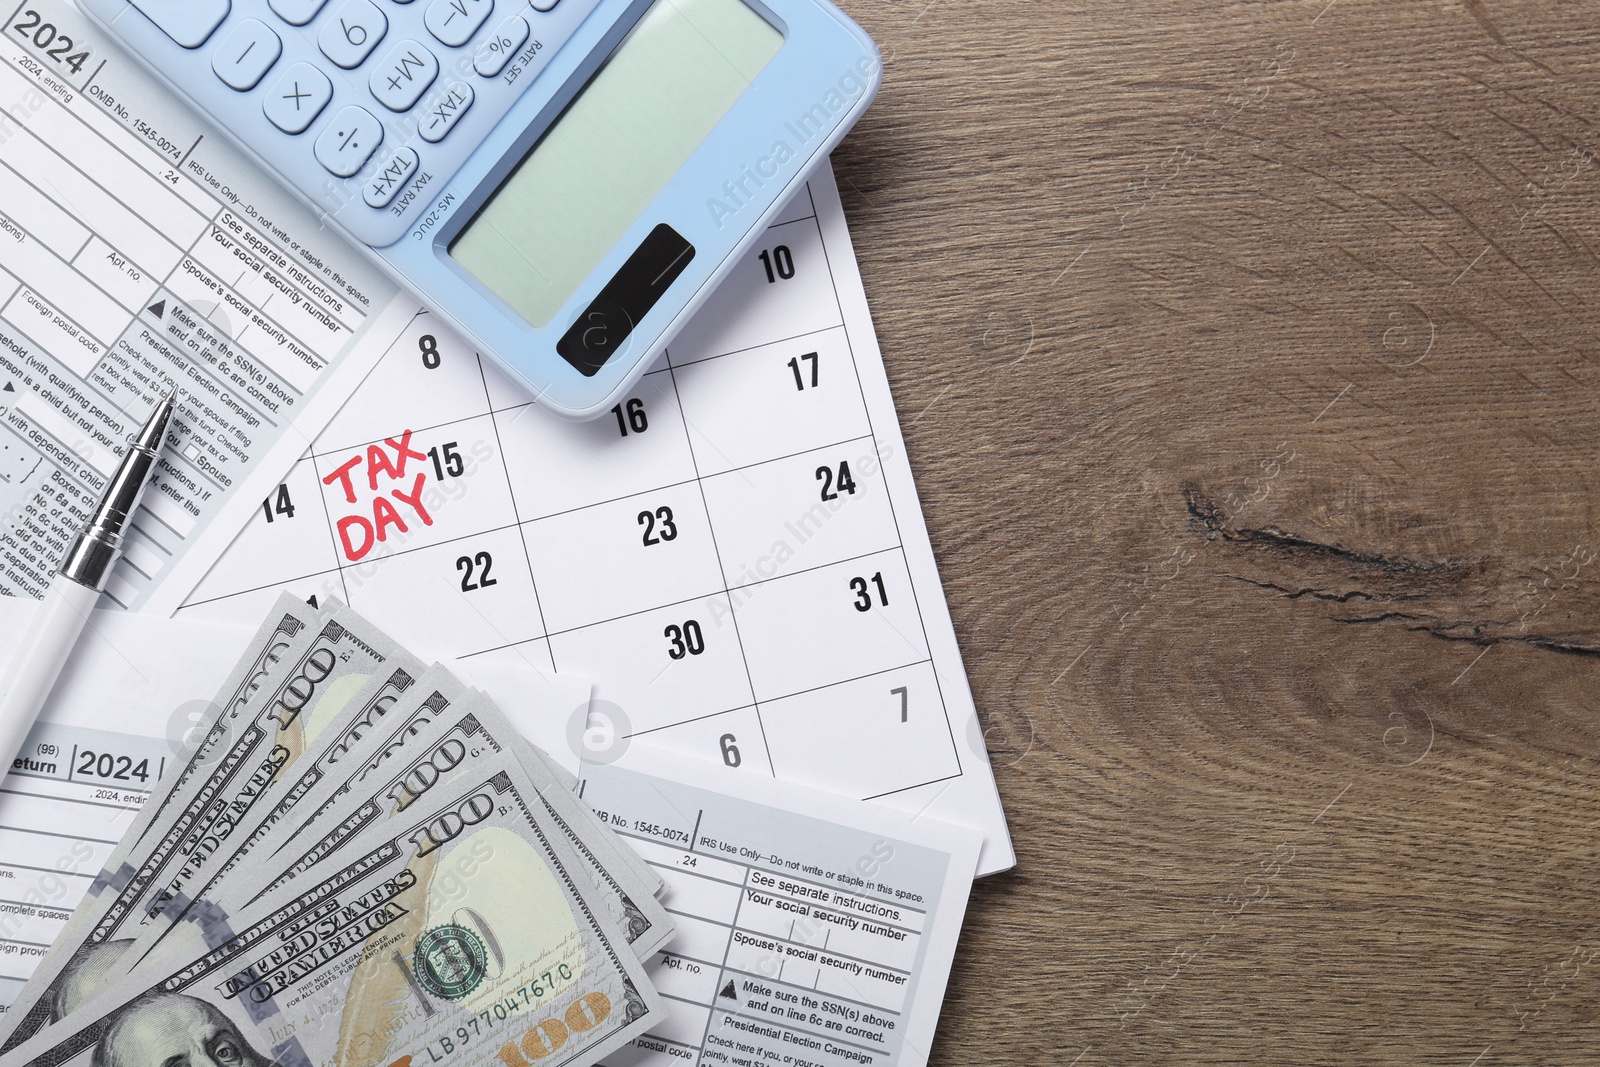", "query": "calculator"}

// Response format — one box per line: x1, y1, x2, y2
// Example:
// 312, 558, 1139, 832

78, 0, 881, 419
